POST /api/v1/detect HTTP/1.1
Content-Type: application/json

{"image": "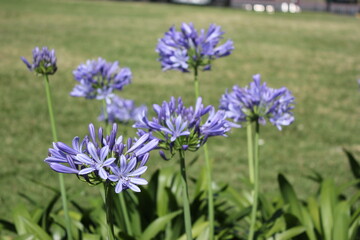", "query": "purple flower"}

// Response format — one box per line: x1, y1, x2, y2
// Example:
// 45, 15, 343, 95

220, 74, 295, 130
108, 156, 148, 193
76, 143, 116, 180
99, 95, 147, 124
156, 23, 234, 72
21, 47, 57, 75
134, 97, 237, 157
44, 123, 159, 193
70, 58, 132, 100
